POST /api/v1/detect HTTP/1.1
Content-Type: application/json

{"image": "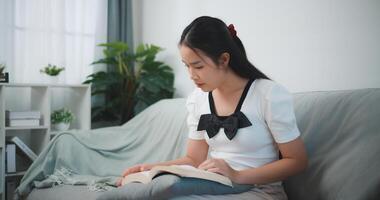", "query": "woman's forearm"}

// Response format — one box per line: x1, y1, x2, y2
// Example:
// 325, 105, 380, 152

234, 157, 307, 185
